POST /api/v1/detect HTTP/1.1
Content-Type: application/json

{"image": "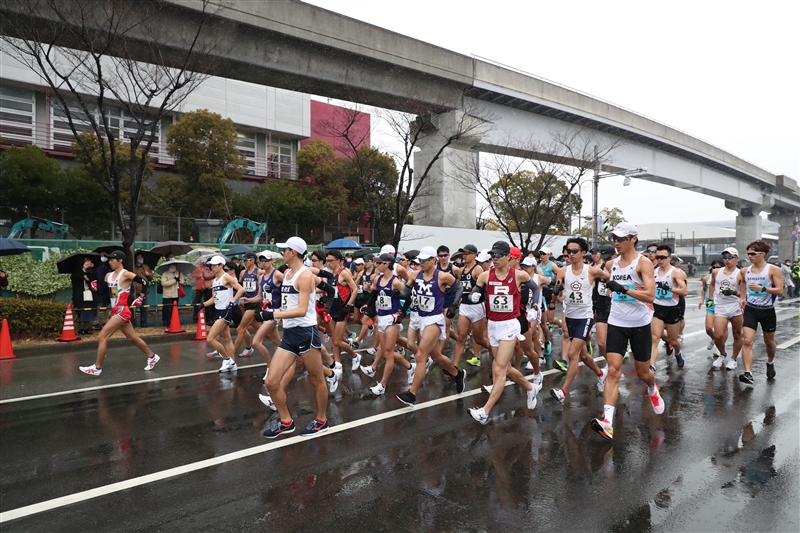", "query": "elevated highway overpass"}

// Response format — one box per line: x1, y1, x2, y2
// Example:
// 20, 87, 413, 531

1, 0, 797, 256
